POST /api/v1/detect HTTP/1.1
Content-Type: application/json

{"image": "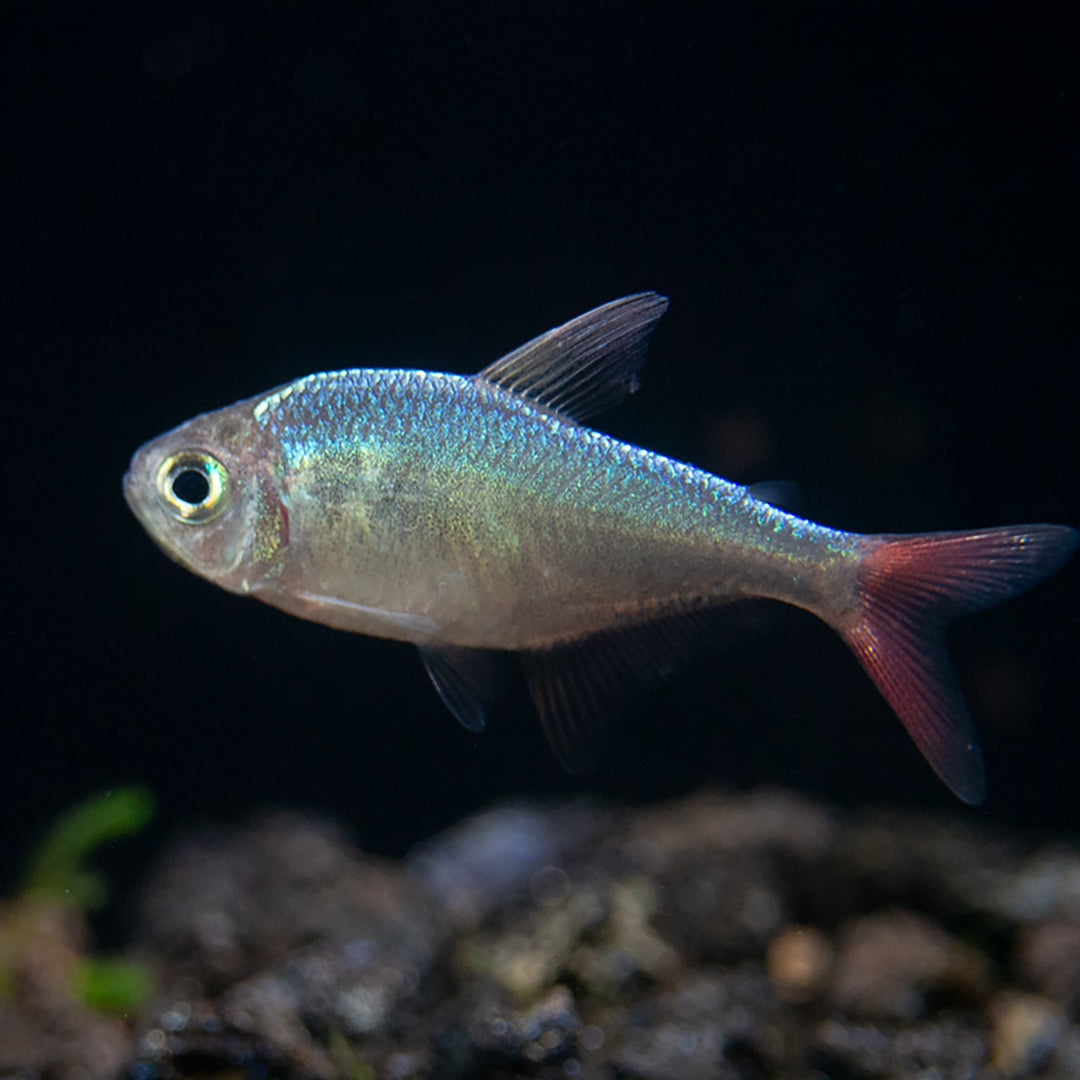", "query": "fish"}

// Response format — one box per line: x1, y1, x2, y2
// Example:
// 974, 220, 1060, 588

123, 293, 1077, 803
